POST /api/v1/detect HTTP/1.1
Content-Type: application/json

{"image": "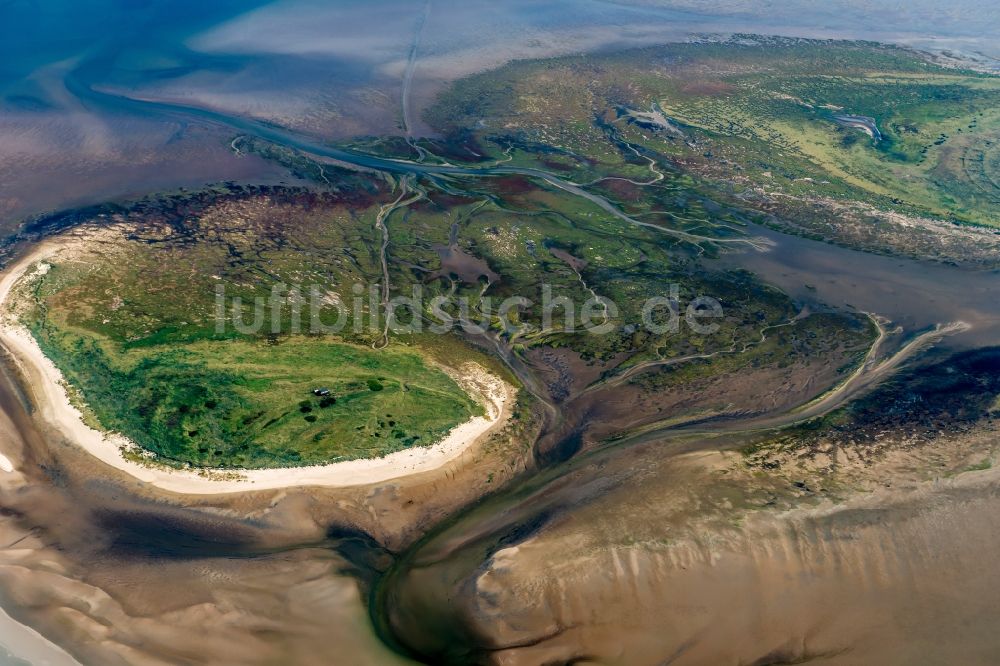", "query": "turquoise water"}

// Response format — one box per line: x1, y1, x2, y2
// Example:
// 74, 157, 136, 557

0, 644, 30, 666
0, 646, 31, 666
0, 1, 264, 91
